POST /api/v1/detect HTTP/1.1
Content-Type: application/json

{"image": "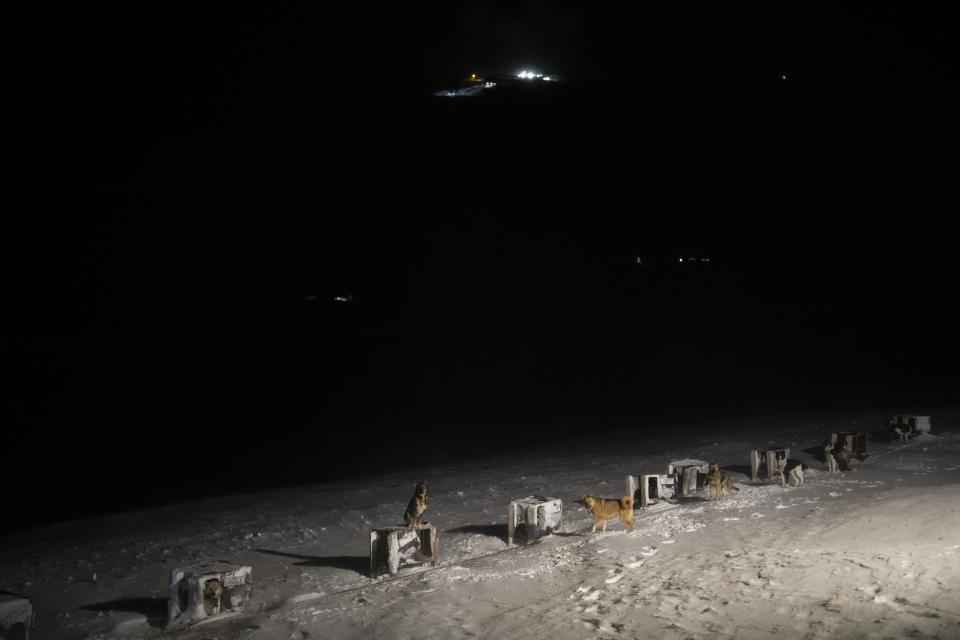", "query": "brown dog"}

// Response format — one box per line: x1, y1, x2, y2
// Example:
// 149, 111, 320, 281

584, 495, 635, 532
403, 481, 429, 528
202, 578, 223, 616
707, 462, 738, 500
